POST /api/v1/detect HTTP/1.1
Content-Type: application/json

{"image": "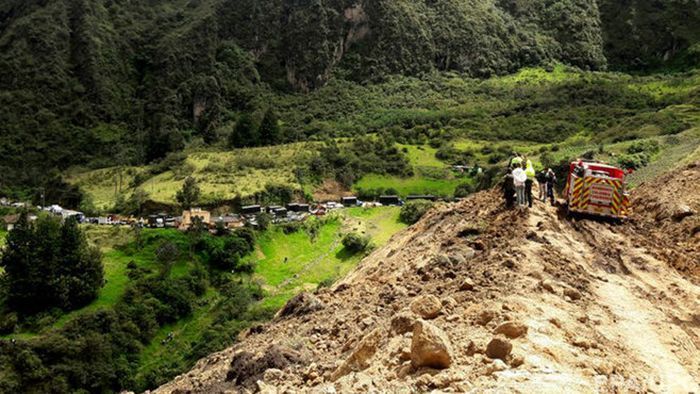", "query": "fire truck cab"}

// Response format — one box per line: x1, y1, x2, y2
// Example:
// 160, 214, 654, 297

564, 160, 630, 219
